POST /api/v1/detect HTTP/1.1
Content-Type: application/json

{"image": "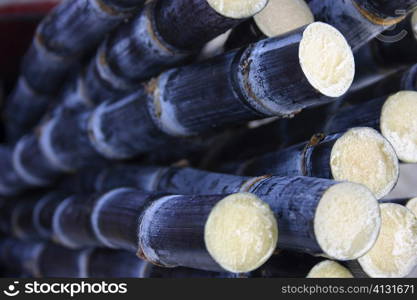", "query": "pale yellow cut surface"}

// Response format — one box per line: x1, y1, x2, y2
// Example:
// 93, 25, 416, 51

314, 182, 381, 260
254, 0, 314, 37
359, 204, 417, 278
205, 193, 278, 273
330, 127, 399, 199
299, 22, 355, 97
207, 0, 268, 18
307, 260, 353, 278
